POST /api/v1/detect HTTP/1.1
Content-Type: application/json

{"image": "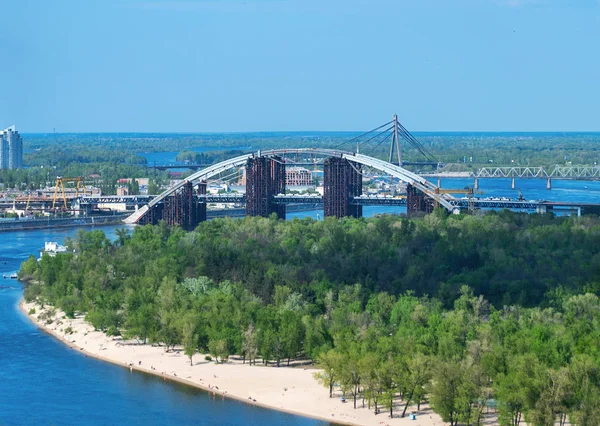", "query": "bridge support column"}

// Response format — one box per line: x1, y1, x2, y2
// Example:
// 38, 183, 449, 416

323, 157, 362, 218
139, 181, 206, 230
437, 177, 441, 188
163, 181, 205, 231
406, 184, 434, 217
245, 156, 286, 219
474, 177, 479, 190
511, 177, 515, 189
547, 178, 552, 189
536, 205, 547, 214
